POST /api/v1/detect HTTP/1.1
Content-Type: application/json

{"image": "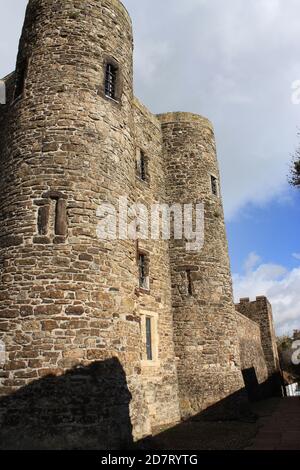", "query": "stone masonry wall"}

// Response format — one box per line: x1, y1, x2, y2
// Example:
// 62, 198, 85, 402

0, 0, 154, 447
0, 0, 181, 448
0, 0, 281, 449
158, 112, 245, 419
132, 98, 180, 430
236, 297, 280, 376
236, 311, 268, 384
